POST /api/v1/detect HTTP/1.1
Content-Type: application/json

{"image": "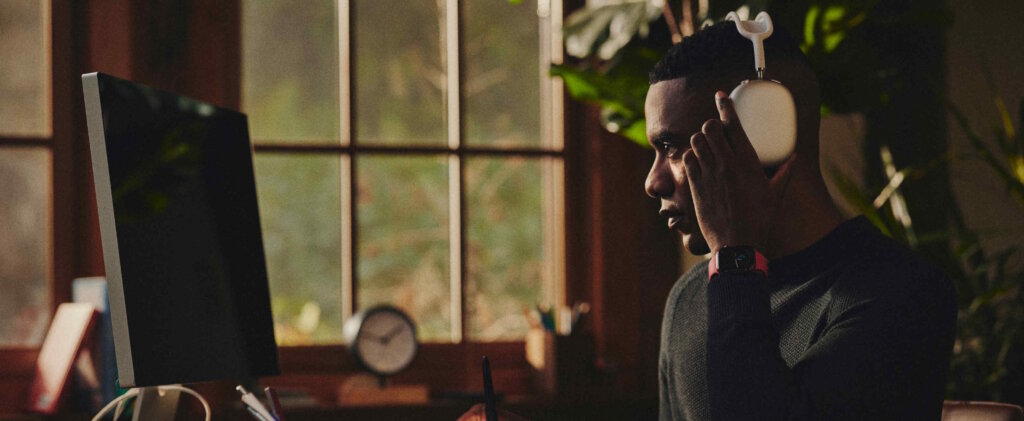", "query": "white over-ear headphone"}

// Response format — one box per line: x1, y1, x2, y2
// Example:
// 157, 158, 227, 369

725, 11, 797, 166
